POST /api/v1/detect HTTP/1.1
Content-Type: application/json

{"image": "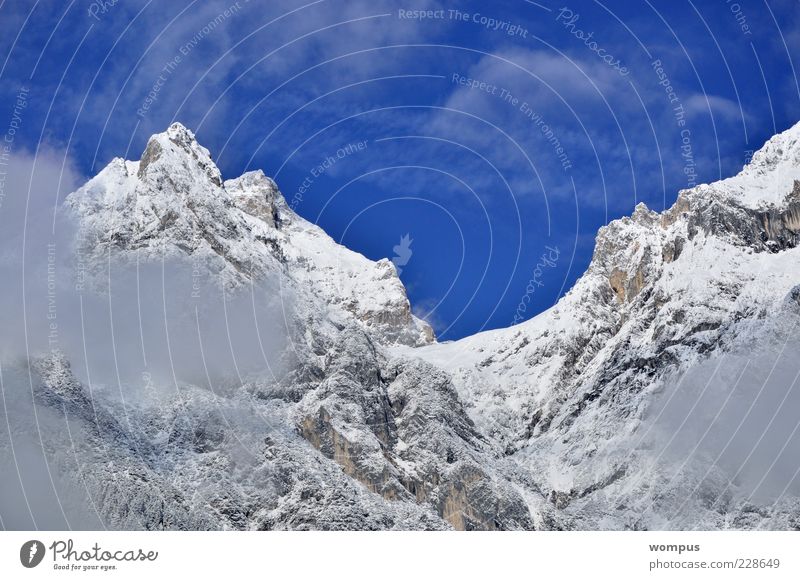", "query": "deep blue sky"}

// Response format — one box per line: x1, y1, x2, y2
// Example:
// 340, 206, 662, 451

1, 0, 798, 340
